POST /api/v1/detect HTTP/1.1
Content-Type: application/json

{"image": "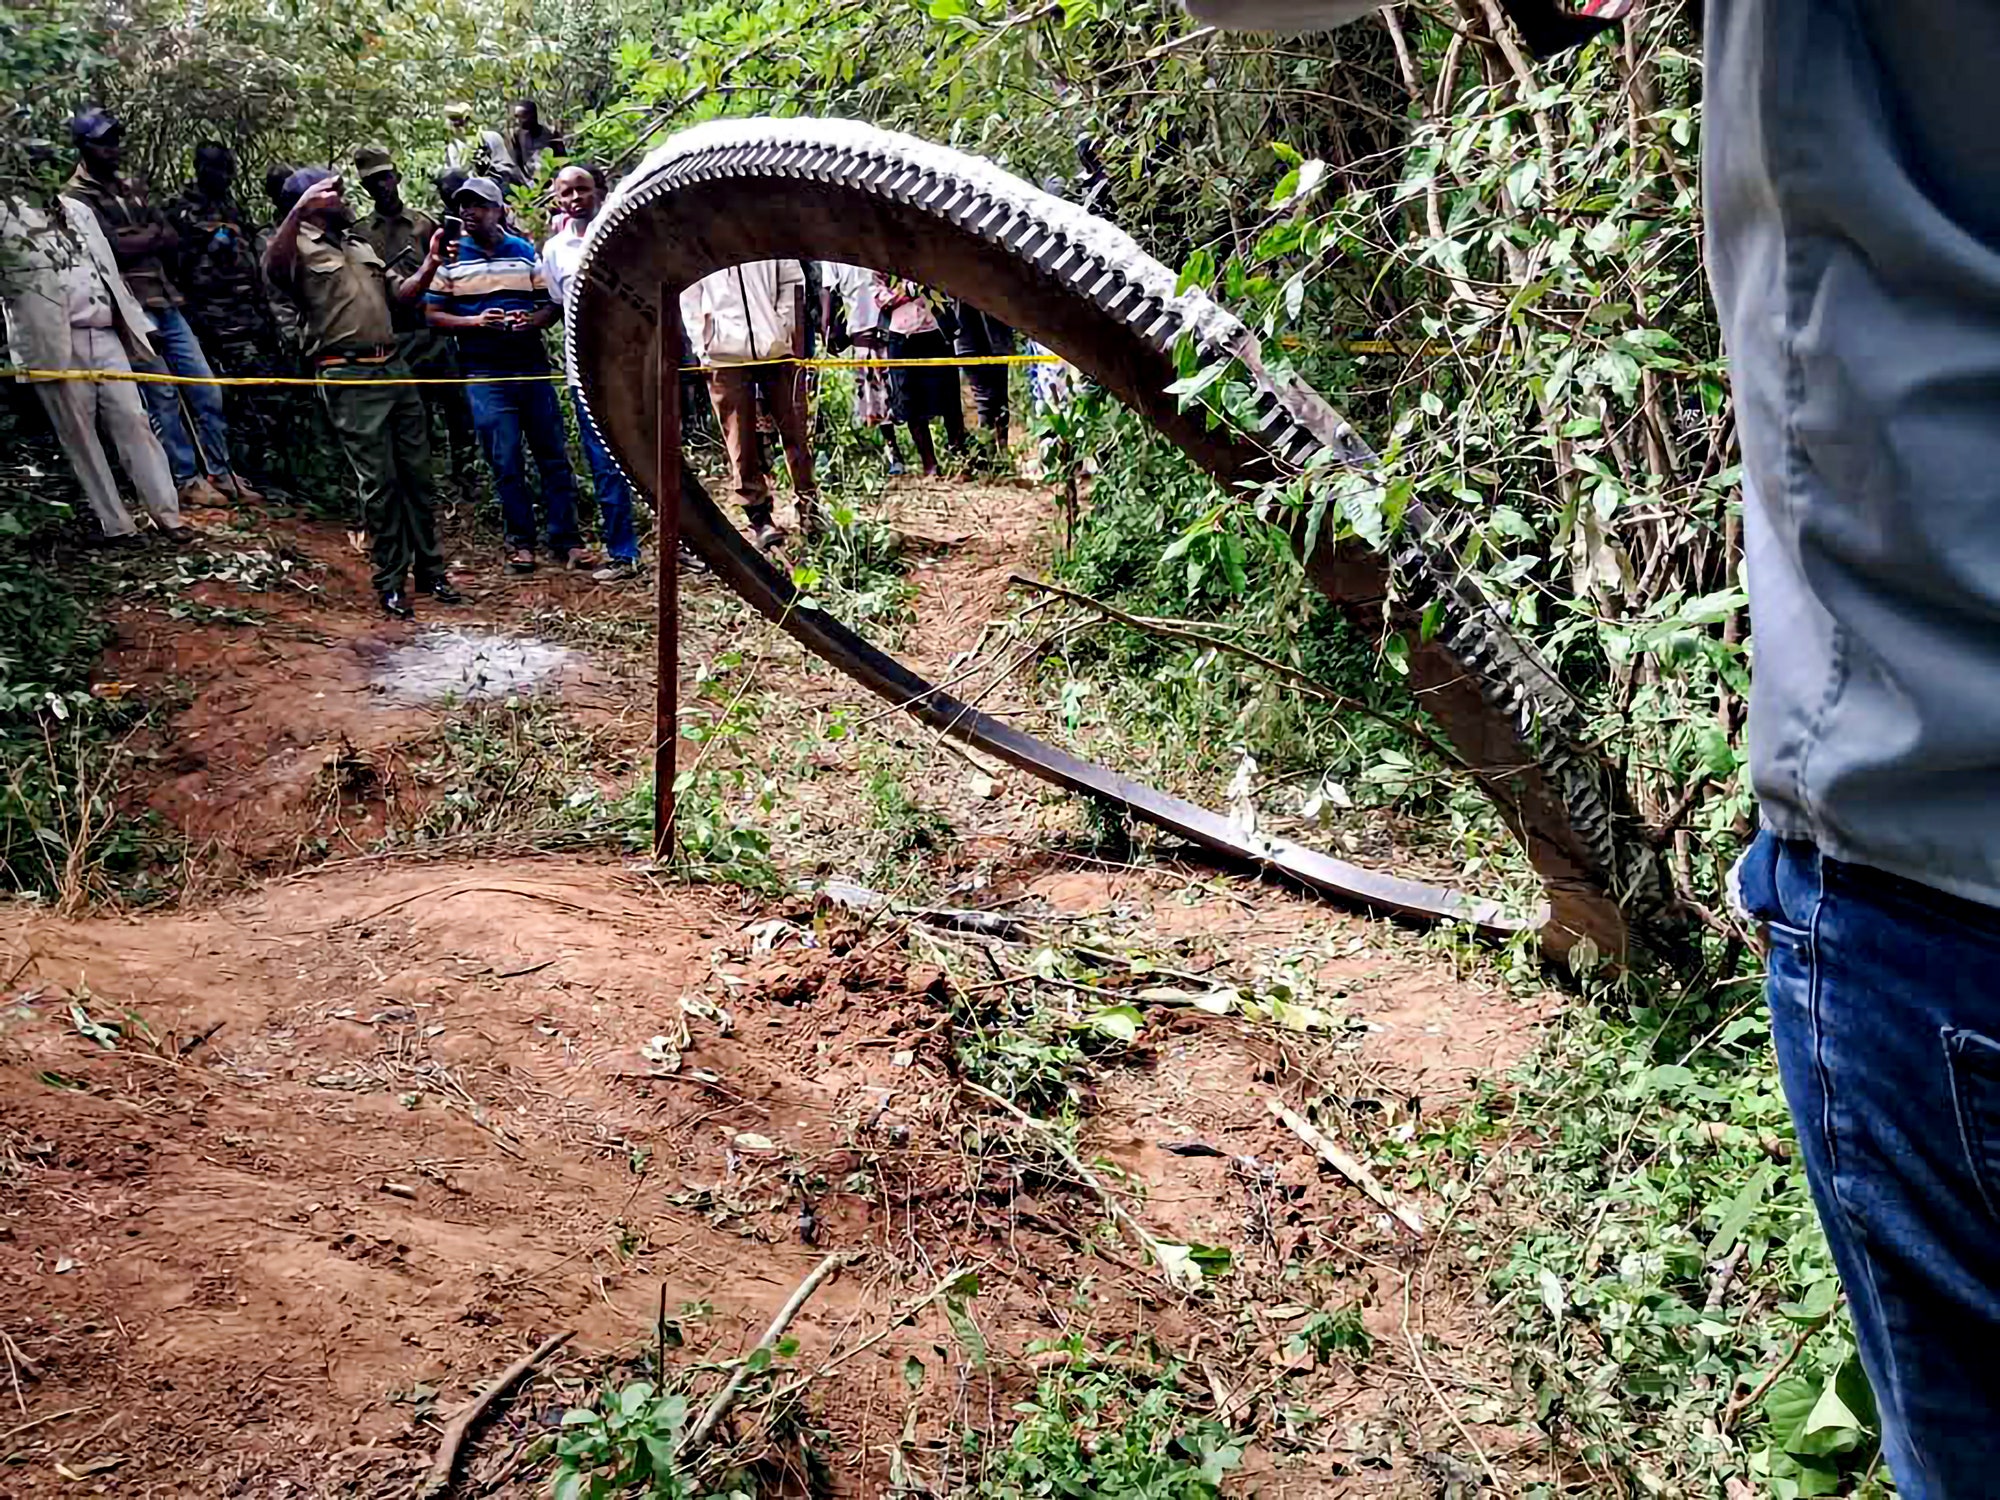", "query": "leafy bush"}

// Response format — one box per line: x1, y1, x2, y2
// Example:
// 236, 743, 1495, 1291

974, 1361, 1242, 1499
